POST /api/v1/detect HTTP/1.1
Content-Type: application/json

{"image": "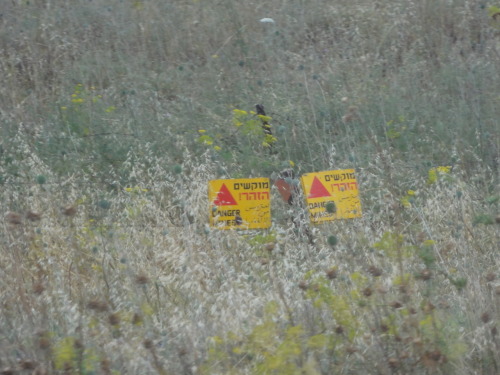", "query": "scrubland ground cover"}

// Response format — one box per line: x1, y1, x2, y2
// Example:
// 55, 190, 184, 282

0, 0, 499, 374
